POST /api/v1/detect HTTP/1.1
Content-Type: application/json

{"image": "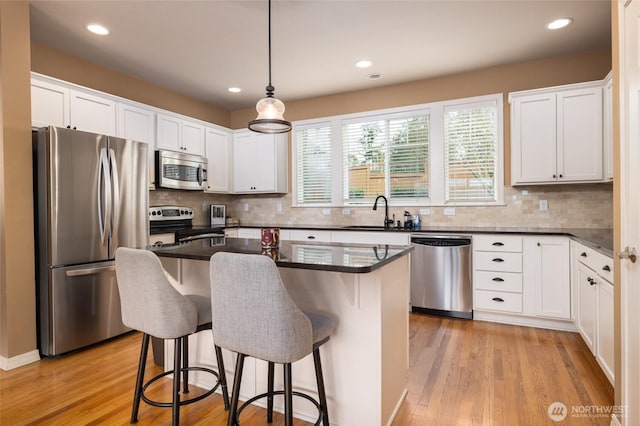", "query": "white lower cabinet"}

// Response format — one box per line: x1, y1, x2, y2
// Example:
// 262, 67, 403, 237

572, 240, 614, 384
473, 234, 572, 329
